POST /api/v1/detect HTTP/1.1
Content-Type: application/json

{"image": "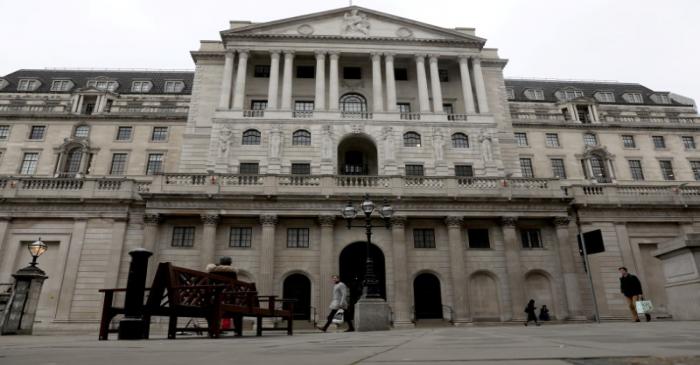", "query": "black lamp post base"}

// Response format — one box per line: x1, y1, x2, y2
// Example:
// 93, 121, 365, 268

118, 318, 147, 340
